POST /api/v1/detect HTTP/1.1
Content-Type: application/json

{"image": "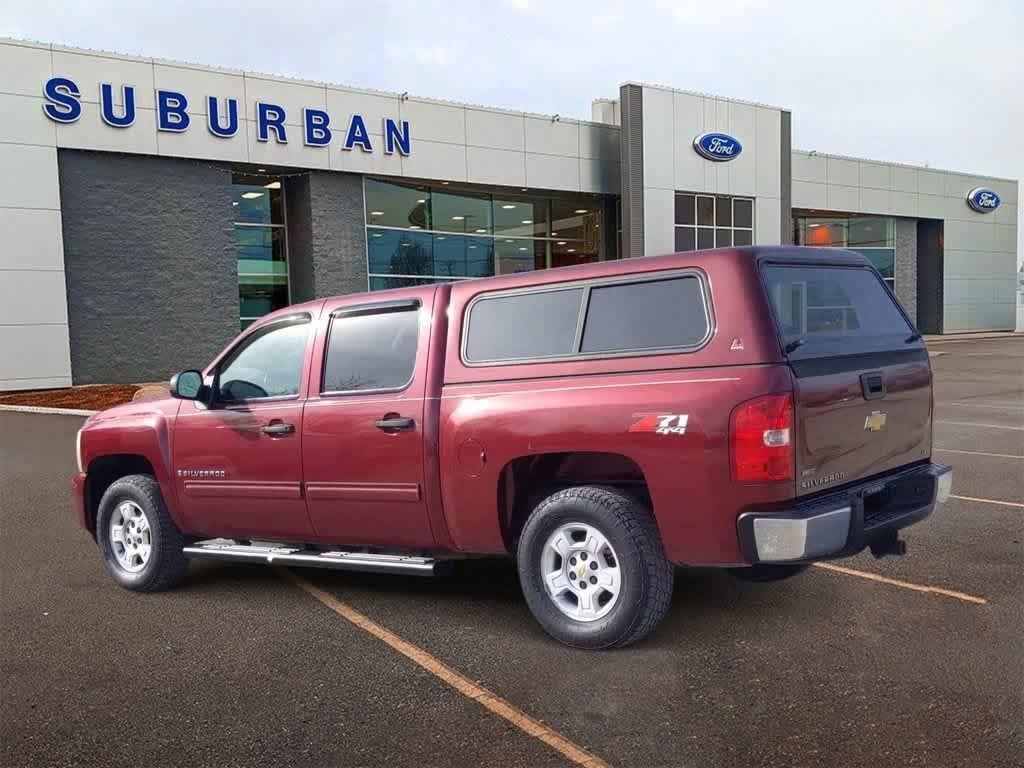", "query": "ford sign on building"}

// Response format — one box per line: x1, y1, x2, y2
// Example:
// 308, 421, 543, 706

966, 187, 1001, 213
693, 132, 743, 162
0, 38, 1018, 391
